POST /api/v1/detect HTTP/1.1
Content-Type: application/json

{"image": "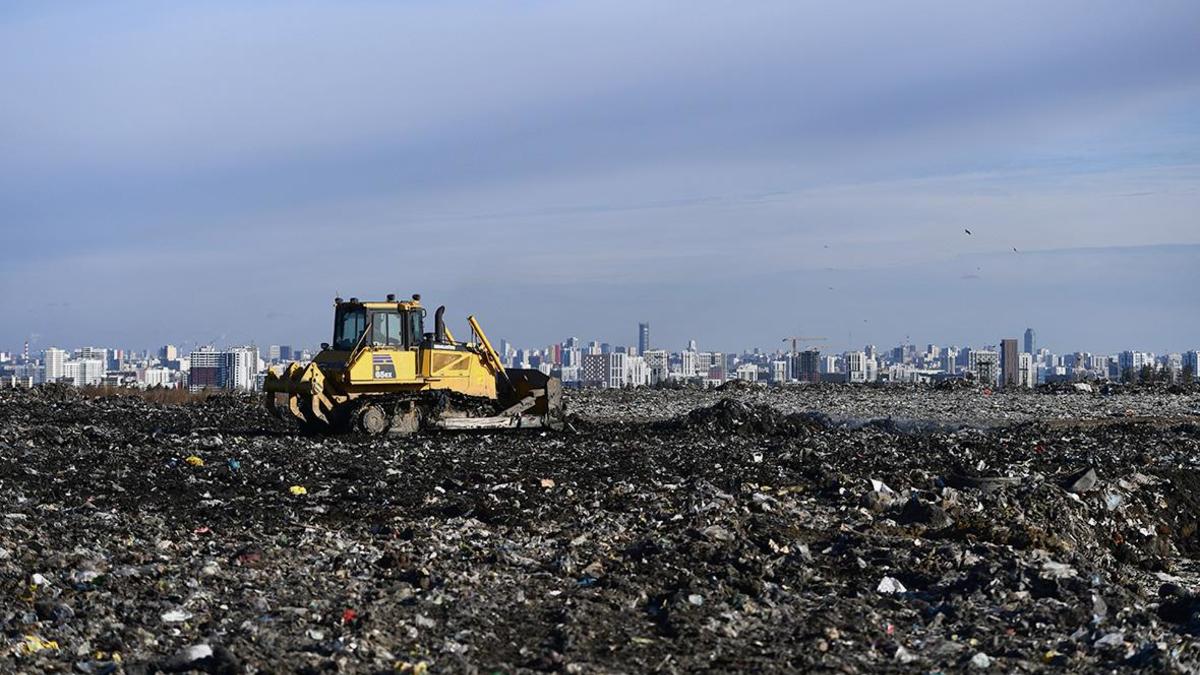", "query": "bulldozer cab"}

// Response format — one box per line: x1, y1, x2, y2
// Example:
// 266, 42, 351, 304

327, 298, 431, 384
333, 302, 424, 351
